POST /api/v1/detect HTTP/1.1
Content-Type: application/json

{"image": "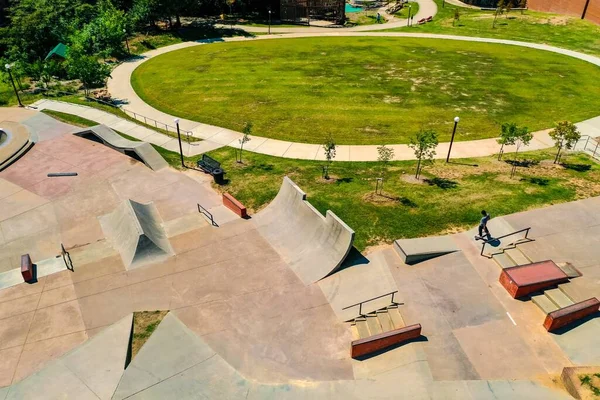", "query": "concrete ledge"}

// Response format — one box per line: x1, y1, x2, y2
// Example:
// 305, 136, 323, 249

223, 193, 247, 218
544, 298, 600, 332
351, 324, 422, 359
393, 235, 459, 265
499, 260, 569, 299
561, 366, 600, 400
